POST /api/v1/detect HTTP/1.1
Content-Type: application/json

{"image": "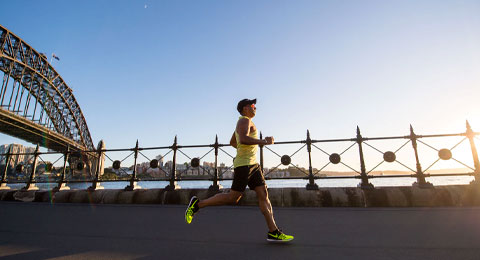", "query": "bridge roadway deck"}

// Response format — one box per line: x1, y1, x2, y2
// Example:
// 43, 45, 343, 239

1, 202, 480, 260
